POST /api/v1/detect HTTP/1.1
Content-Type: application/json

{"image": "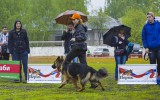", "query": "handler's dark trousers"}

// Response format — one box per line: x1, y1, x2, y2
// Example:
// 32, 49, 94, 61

65, 49, 87, 64
65, 49, 99, 88
149, 49, 160, 75
12, 51, 28, 81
